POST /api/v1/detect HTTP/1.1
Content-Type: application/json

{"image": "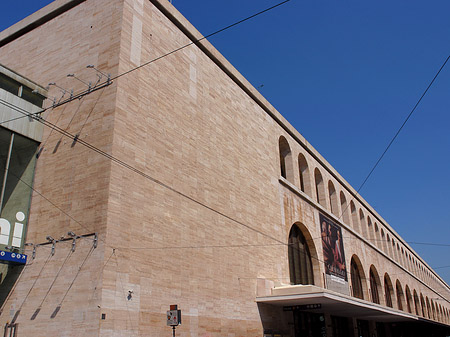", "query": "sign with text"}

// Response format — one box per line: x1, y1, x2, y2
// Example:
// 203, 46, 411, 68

0, 250, 27, 264
283, 304, 322, 311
